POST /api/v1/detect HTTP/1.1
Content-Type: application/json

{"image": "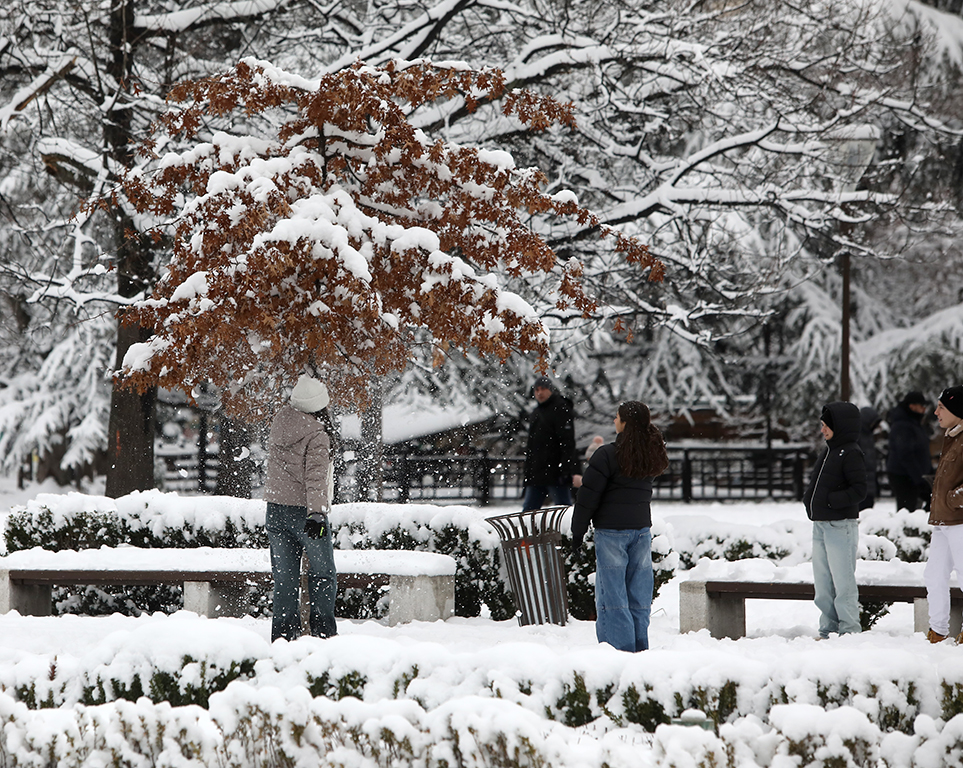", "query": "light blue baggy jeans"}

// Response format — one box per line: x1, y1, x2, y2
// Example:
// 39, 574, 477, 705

812, 519, 860, 637
593, 528, 653, 652
266, 502, 337, 641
